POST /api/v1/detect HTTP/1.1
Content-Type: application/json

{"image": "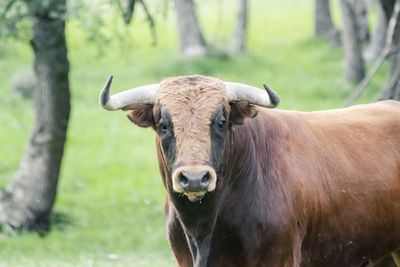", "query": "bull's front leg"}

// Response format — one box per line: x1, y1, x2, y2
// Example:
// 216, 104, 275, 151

167, 205, 193, 267
186, 233, 213, 267
371, 249, 400, 267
